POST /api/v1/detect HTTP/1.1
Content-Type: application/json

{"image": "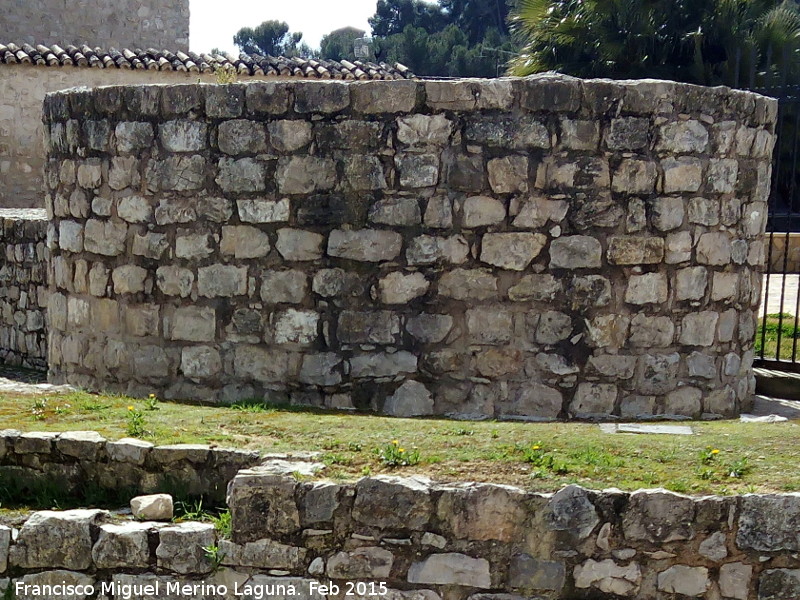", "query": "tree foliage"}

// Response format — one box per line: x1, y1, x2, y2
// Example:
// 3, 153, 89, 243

319, 27, 367, 61
364, 0, 518, 77
507, 0, 800, 86
234, 20, 306, 57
